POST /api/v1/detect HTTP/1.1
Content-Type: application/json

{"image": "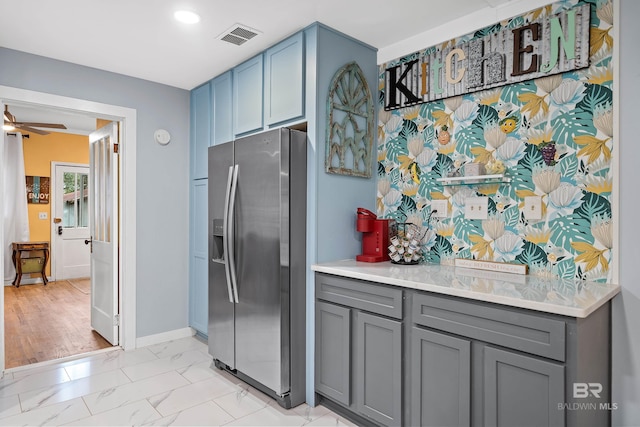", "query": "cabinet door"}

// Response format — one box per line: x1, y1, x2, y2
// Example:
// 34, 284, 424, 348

356, 312, 402, 426
233, 55, 263, 136
484, 346, 565, 427
211, 71, 233, 146
189, 179, 208, 335
315, 301, 351, 406
411, 327, 471, 427
191, 82, 211, 179
264, 32, 304, 125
